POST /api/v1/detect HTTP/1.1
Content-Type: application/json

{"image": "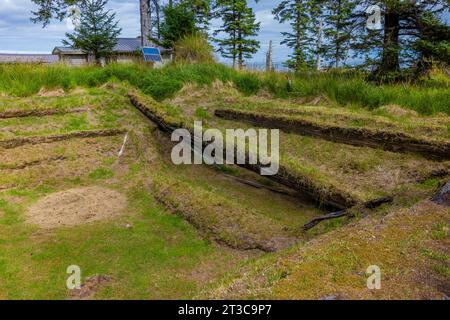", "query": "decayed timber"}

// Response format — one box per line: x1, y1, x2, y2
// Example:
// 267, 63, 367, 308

0, 108, 87, 119
0, 129, 126, 149
303, 196, 394, 230
215, 109, 450, 161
